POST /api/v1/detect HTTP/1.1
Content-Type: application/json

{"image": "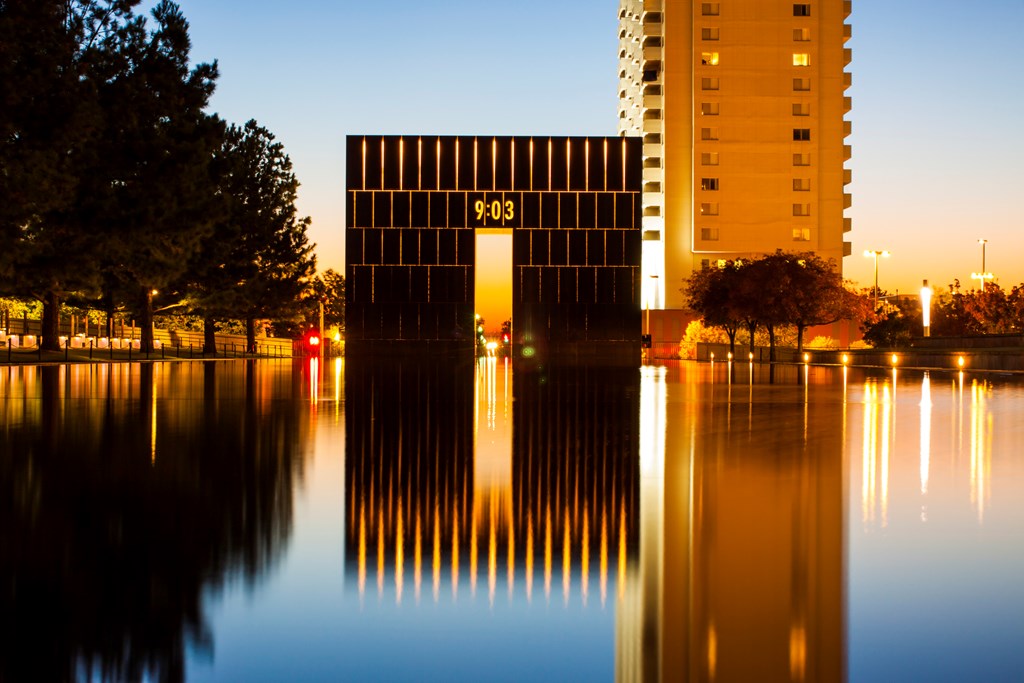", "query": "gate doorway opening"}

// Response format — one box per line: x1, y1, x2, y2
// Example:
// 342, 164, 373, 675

475, 229, 513, 354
